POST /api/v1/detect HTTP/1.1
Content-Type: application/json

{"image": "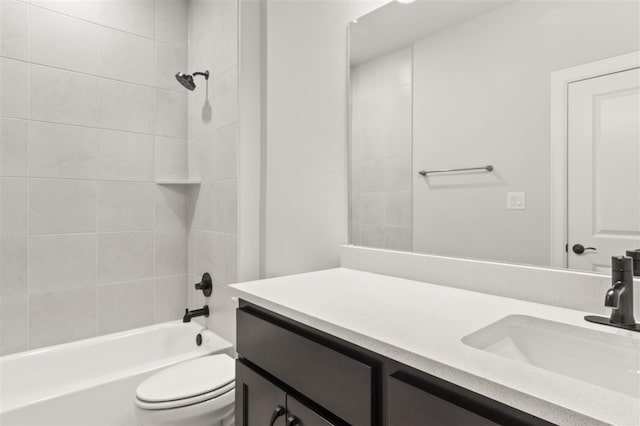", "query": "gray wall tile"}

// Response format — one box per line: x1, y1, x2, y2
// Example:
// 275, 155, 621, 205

30, 7, 99, 74
29, 122, 98, 179
29, 234, 97, 292
30, 64, 98, 127
0, 0, 29, 61
98, 280, 154, 335
98, 231, 154, 284
154, 275, 188, 322
30, 179, 97, 234
0, 118, 28, 177
1, 236, 28, 296
1, 178, 28, 235
0, 295, 28, 355
0, 58, 29, 119
98, 130, 154, 182
29, 287, 97, 349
